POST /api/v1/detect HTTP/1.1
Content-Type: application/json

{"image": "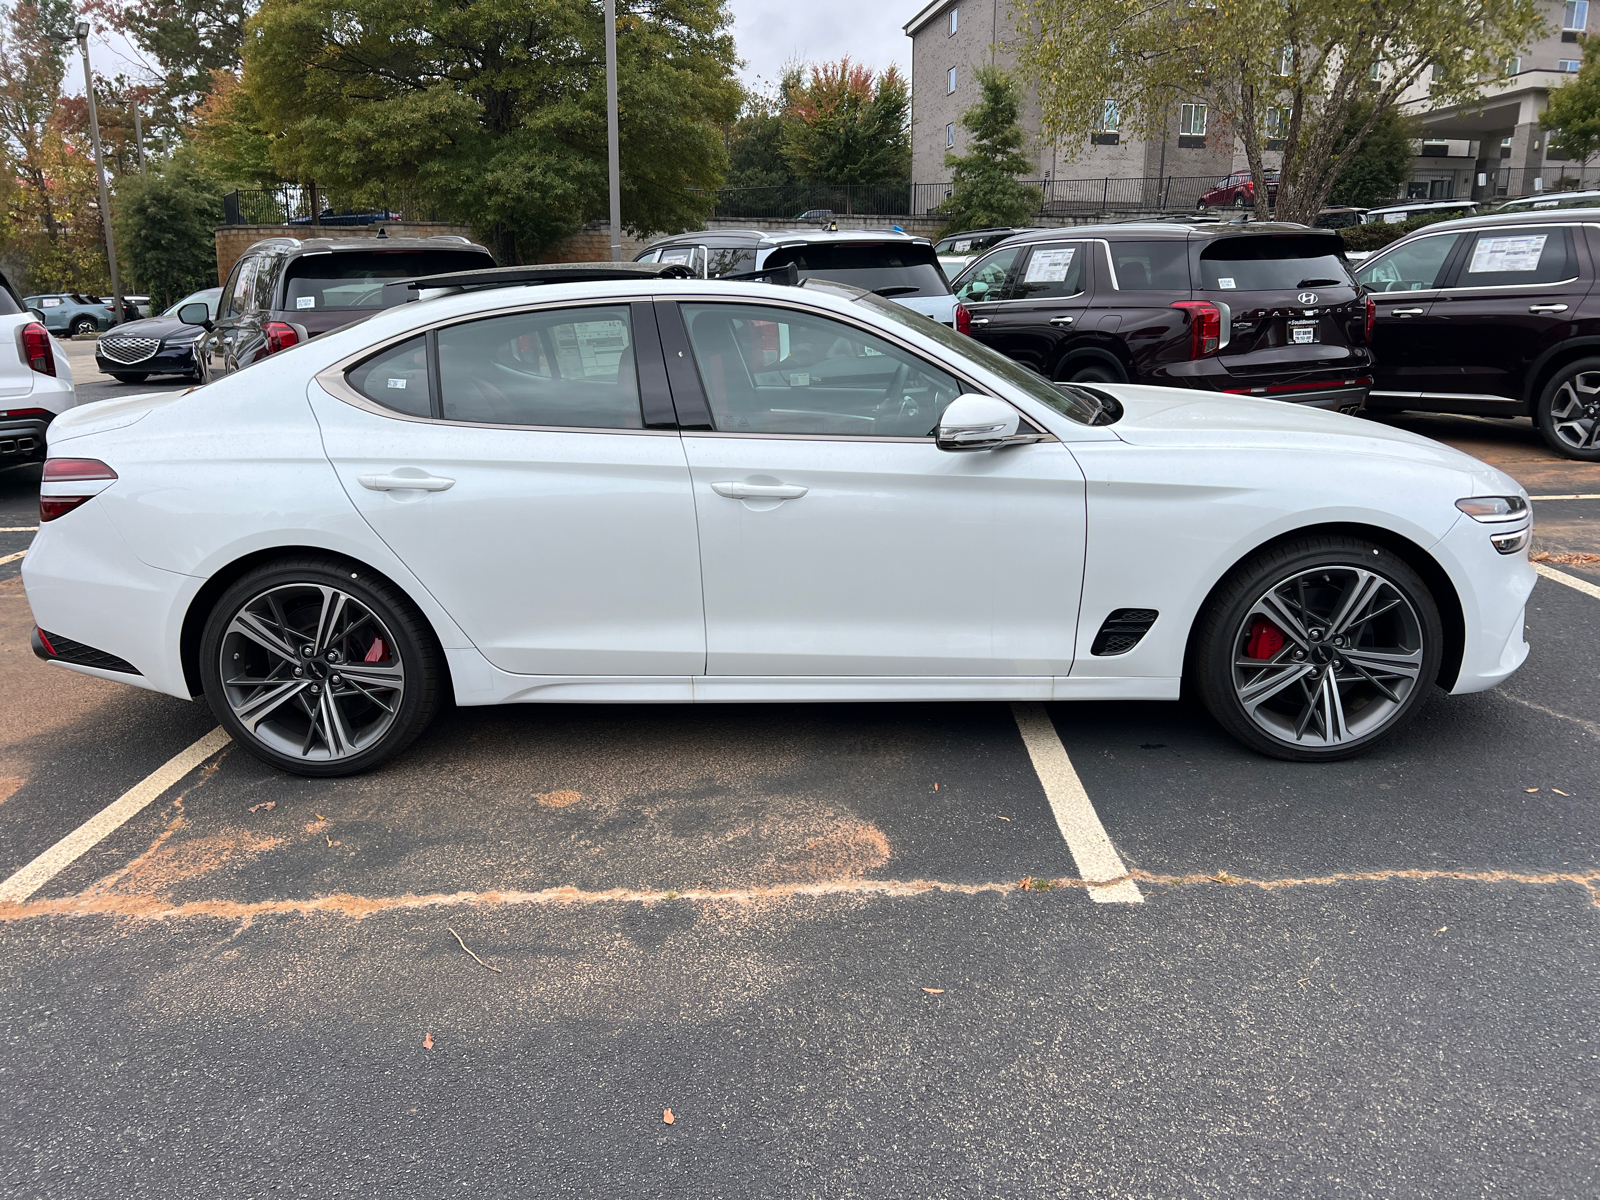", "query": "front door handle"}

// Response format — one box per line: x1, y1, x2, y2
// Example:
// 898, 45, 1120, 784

711, 482, 807, 500
1529, 303, 1569, 313
1390, 308, 1426, 316
1049, 315, 1075, 326
968, 317, 990, 327
358, 472, 456, 492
